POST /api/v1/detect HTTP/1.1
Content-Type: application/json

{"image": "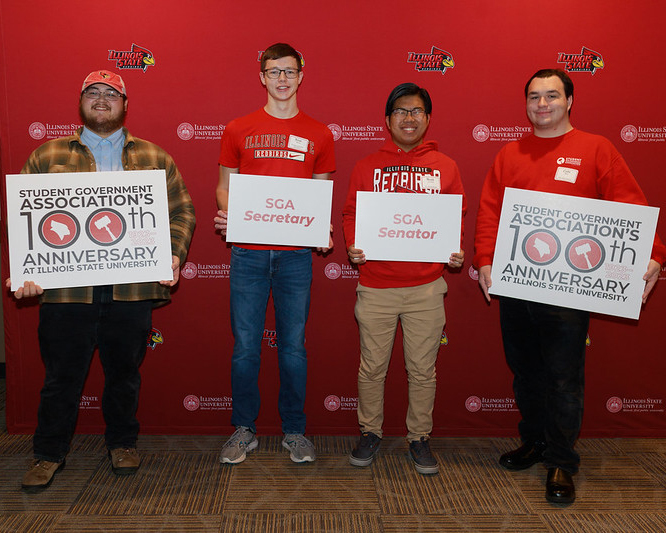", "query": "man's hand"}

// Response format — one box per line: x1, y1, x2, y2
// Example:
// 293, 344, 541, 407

348, 245, 366, 265
5, 278, 43, 300
642, 259, 661, 304
214, 210, 228, 236
160, 256, 181, 287
478, 264, 492, 303
448, 249, 464, 269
